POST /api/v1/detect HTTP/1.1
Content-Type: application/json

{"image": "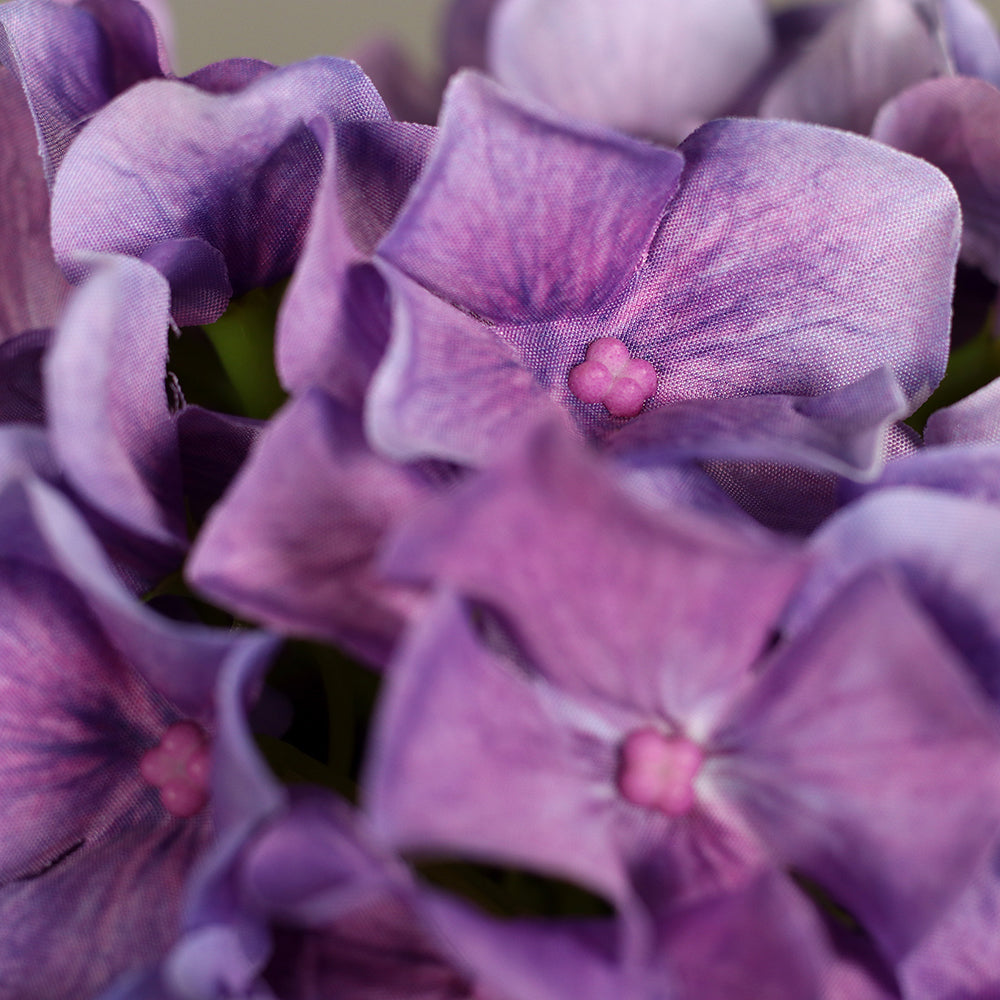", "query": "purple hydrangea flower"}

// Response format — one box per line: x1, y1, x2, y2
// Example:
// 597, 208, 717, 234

347, 72, 956, 479
366, 429, 1000, 971
0, 467, 278, 999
